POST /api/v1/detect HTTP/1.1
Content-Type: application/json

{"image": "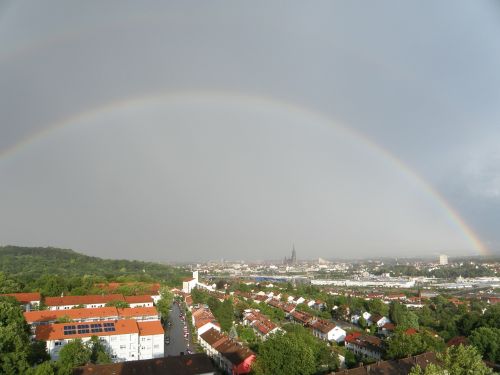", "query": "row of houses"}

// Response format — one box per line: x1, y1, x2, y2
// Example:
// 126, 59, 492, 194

265, 297, 347, 344
242, 309, 281, 340
0, 291, 157, 310
1, 292, 41, 311
187, 302, 256, 374
36, 319, 164, 362
24, 306, 160, 328
345, 332, 385, 360
199, 328, 256, 375
1, 291, 166, 362
45, 294, 155, 310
